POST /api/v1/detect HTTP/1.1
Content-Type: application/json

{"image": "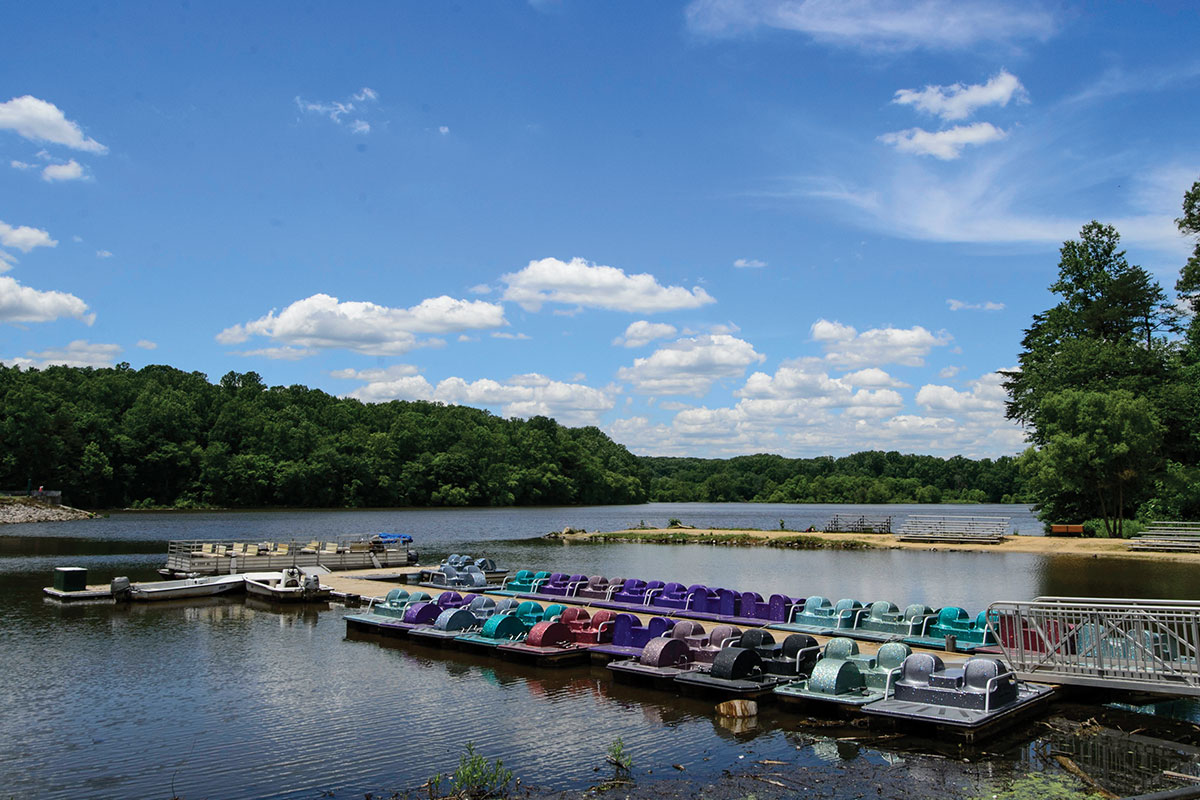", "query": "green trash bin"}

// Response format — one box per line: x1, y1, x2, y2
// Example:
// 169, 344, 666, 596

53, 567, 88, 592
